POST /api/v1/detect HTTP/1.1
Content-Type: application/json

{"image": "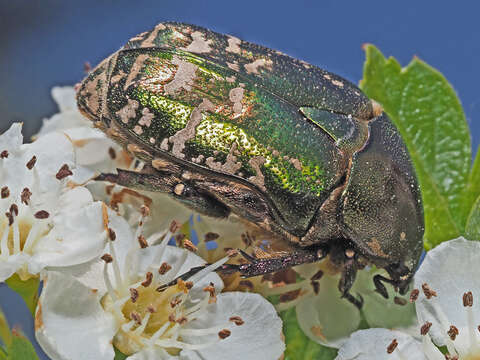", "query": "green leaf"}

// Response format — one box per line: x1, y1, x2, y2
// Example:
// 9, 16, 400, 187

463, 147, 480, 223
6, 330, 39, 360
114, 346, 127, 360
465, 196, 480, 240
361, 45, 471, 248
5, 274, 39, 317
280, 308, 337, 360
